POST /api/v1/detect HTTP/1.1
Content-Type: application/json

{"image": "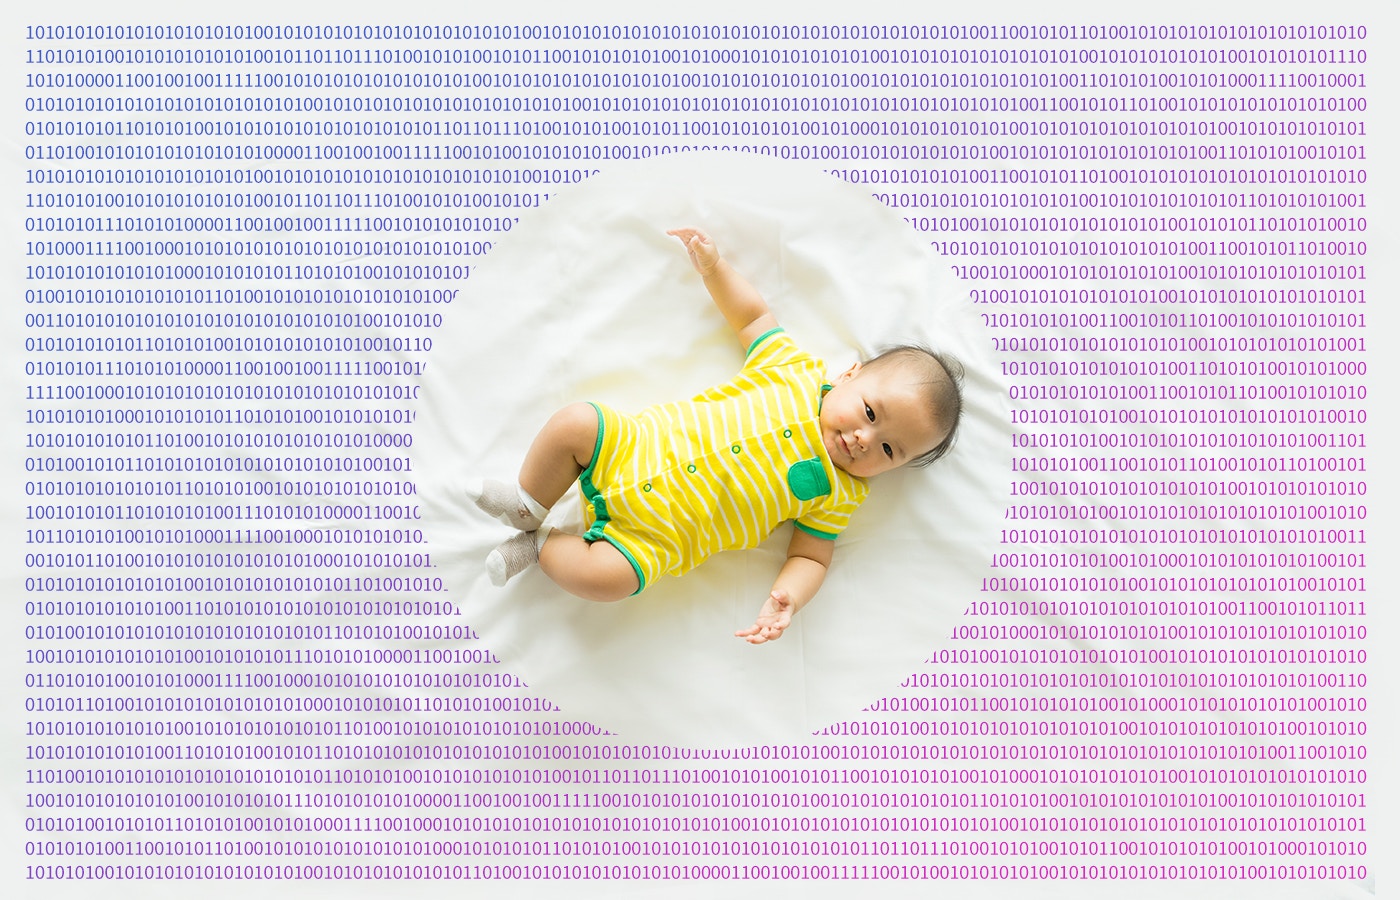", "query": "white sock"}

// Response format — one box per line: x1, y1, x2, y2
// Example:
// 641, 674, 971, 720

485, 526, 552, 587
465, 477, 547, 531
517, 485, 549, 522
